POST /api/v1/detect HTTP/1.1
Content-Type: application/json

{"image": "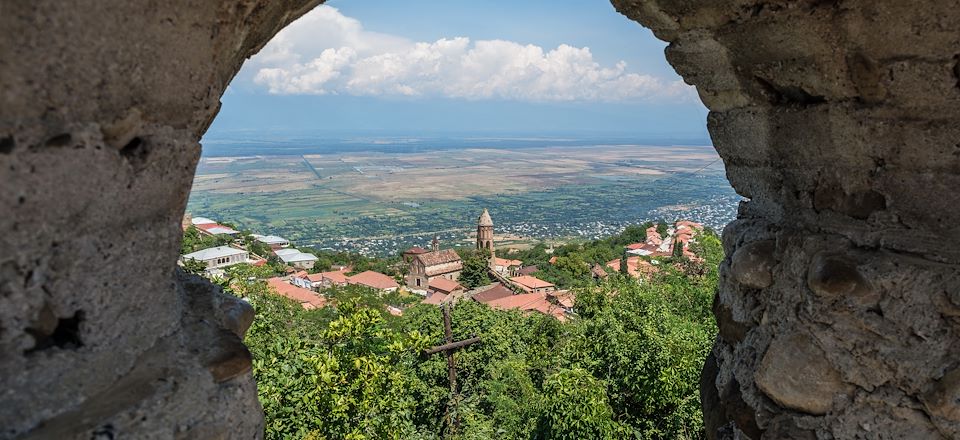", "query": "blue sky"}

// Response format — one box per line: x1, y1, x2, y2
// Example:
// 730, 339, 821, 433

207, 0, 708, 138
